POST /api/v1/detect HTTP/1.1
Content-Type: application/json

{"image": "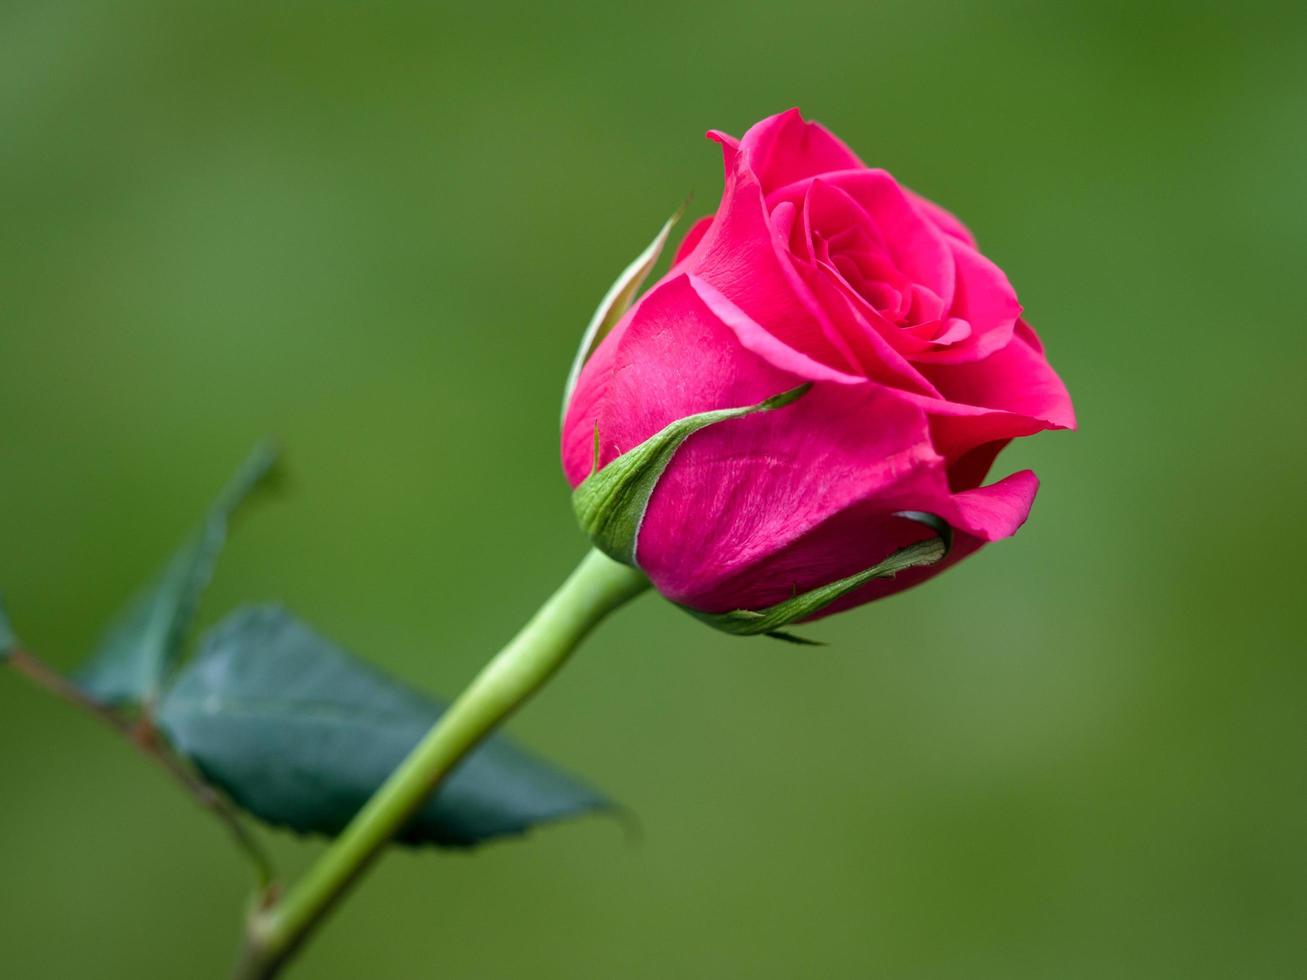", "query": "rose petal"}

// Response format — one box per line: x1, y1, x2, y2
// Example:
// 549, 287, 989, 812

685, 276, 868, 386
563, 273, 857, 487
637, 378, 944, 605
667, 461, 1040, 617
771, 169, 957, 307
670, 215, 714, 267
1015, 317, 1046, 354
902, 327, 1075, 478
735, 108, 865, 194
909, 241, 1020, 365
696, 269, 939, 396
684, 135, 865, 374
800, 470, 1041, 619
923, 326, 1076, 432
